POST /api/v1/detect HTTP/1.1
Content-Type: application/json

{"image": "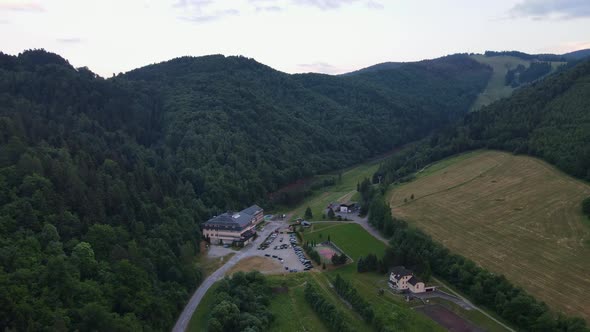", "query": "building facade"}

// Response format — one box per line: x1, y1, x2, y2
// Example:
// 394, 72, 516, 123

202, 205, 263, 246
389, 266, 433, 293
